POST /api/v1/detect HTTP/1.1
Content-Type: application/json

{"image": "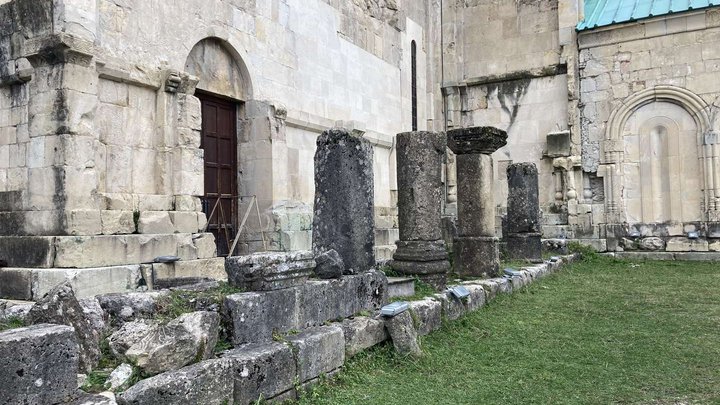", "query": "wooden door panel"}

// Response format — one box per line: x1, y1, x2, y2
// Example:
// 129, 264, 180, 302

198, 93, 237, 256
